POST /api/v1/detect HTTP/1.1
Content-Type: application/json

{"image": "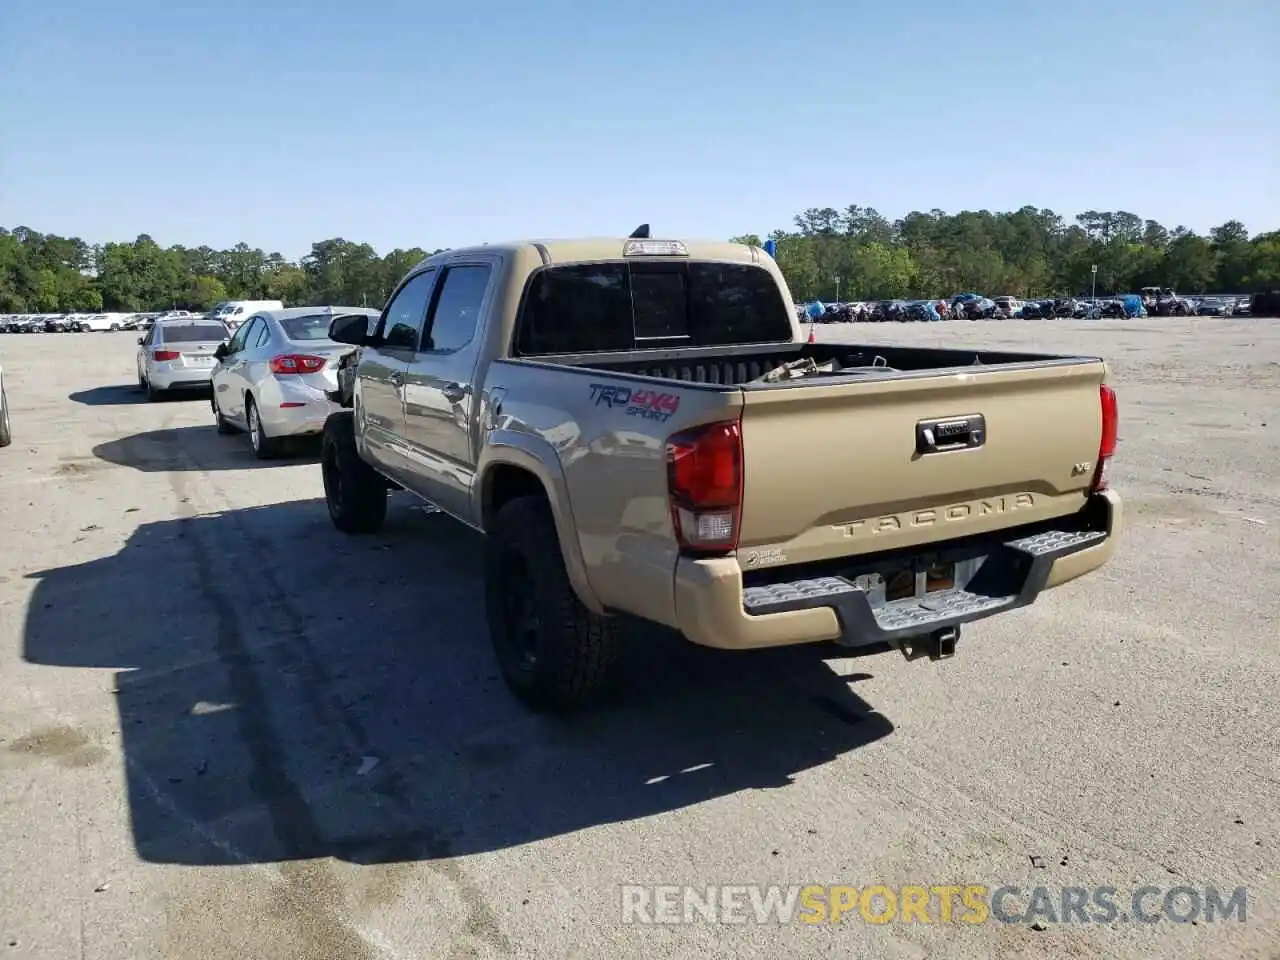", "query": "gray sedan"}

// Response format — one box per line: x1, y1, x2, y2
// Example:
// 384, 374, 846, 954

210, 306, 380, 459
